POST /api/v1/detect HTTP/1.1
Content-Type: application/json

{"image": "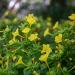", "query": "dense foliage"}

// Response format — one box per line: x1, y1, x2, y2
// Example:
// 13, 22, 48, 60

0, 13, 75, 75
